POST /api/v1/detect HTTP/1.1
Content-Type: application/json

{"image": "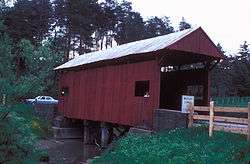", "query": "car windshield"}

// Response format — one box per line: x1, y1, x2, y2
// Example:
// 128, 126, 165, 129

46, 97, 52, 100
